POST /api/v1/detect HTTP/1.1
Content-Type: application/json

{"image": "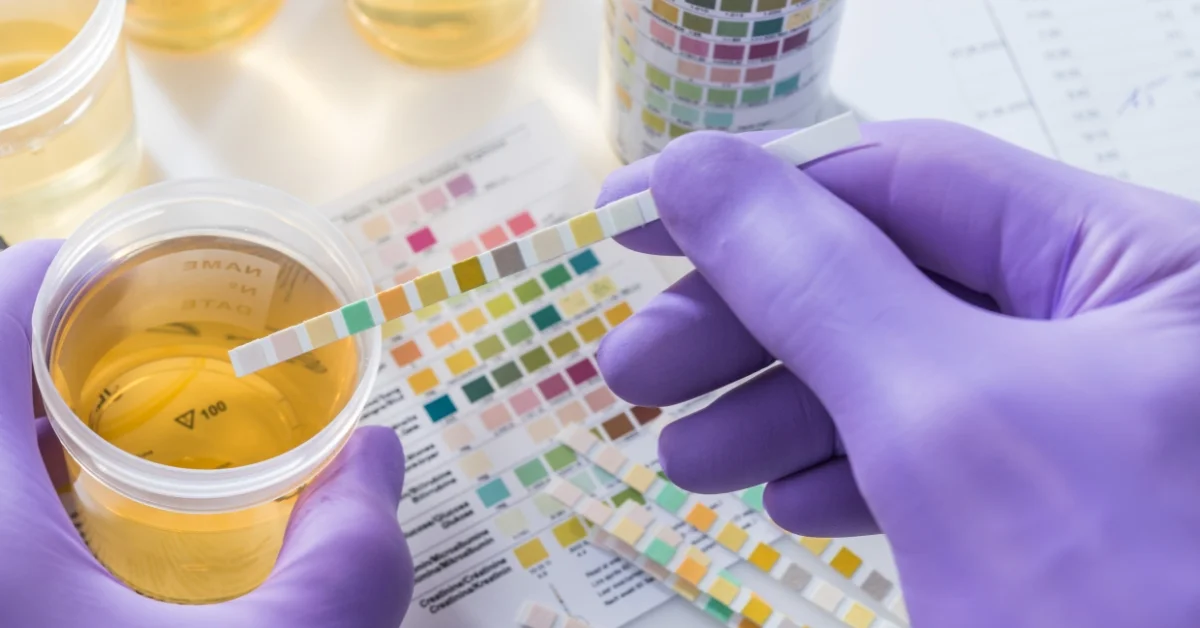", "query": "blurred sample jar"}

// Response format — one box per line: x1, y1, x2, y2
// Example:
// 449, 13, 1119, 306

125, 0, 282, 51
347, 0, 542, 68
0, 0, 140, 244
31, 179, 381, 602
